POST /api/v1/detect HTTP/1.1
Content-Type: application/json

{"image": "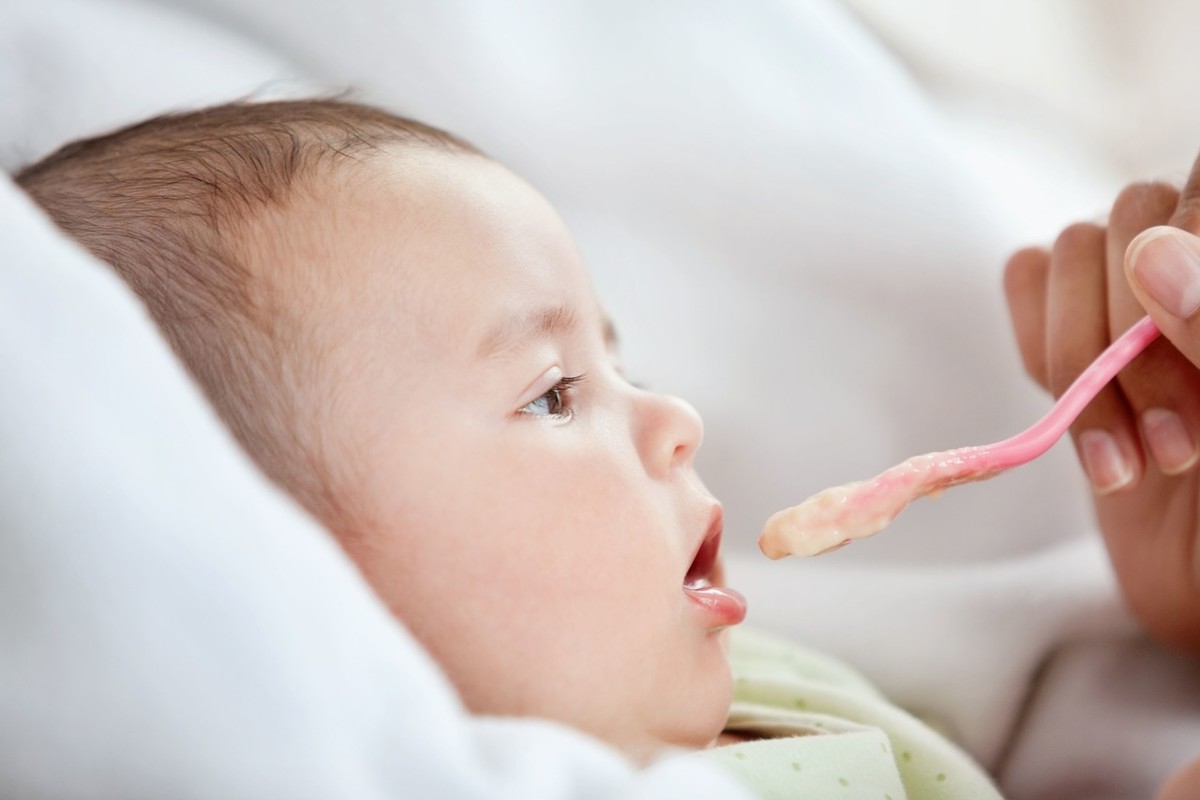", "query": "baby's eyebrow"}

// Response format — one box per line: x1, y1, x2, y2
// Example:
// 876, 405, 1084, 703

477, 305, 579, 360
